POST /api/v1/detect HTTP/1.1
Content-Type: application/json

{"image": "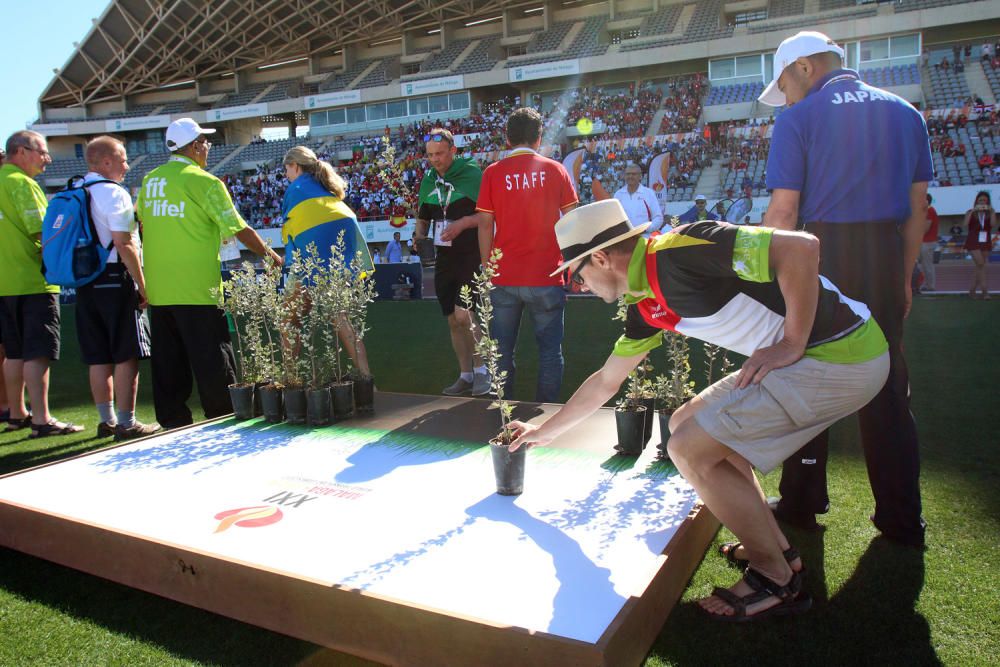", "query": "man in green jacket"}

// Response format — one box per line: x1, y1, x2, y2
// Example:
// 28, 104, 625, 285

136, 118, 281, 429
0, 131, 83, 438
